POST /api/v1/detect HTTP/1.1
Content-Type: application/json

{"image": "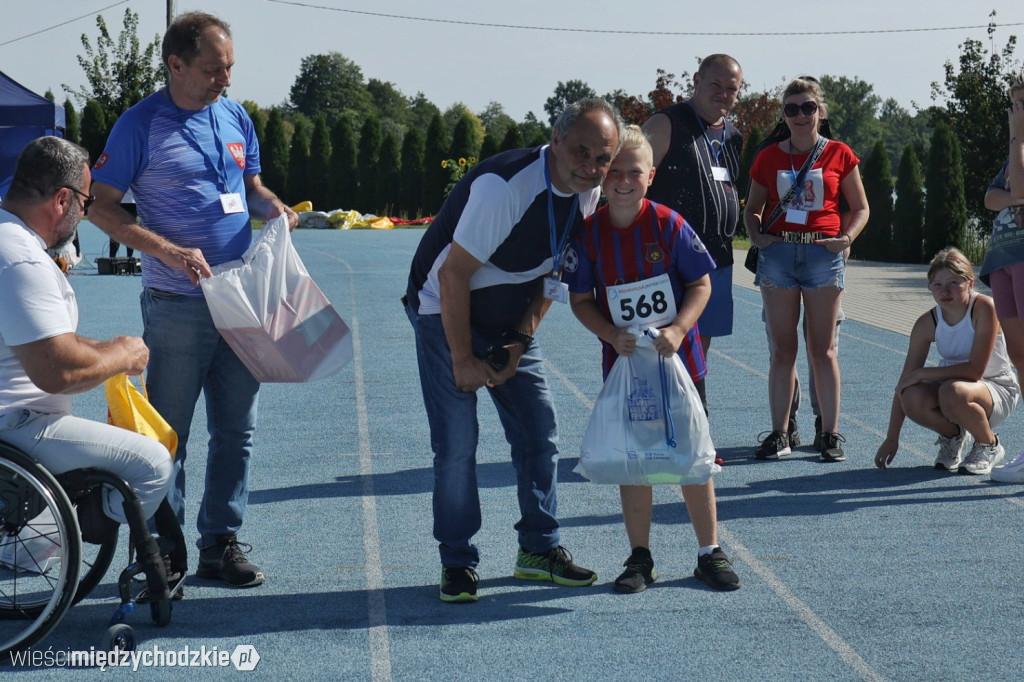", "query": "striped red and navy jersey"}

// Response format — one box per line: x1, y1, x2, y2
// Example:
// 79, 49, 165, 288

563, 199, 716, 380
